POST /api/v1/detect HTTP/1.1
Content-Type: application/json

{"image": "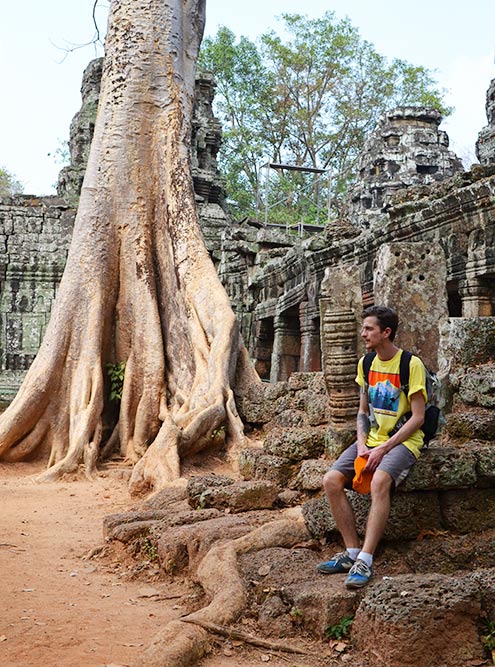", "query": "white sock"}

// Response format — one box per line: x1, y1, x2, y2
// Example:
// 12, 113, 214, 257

357, 551, 373, 567
347, 547, 361, 561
